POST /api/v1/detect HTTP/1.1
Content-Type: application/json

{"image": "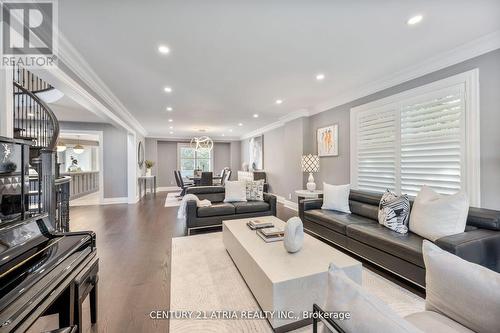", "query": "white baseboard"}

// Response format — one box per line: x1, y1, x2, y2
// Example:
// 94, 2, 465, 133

272, 194, 298, 211
157, 186, 181, 192
101, 197, 129, 205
